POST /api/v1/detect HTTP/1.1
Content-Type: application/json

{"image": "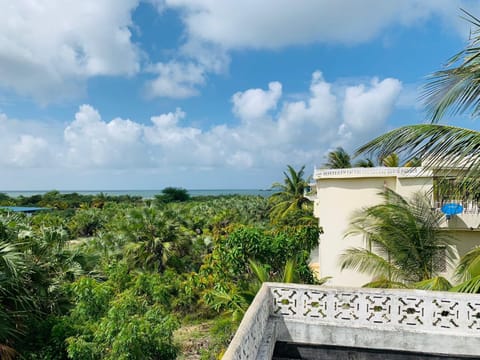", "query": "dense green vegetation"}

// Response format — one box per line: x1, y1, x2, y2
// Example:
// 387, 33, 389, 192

0, 179, 320, 359
341, 189, 457, 288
